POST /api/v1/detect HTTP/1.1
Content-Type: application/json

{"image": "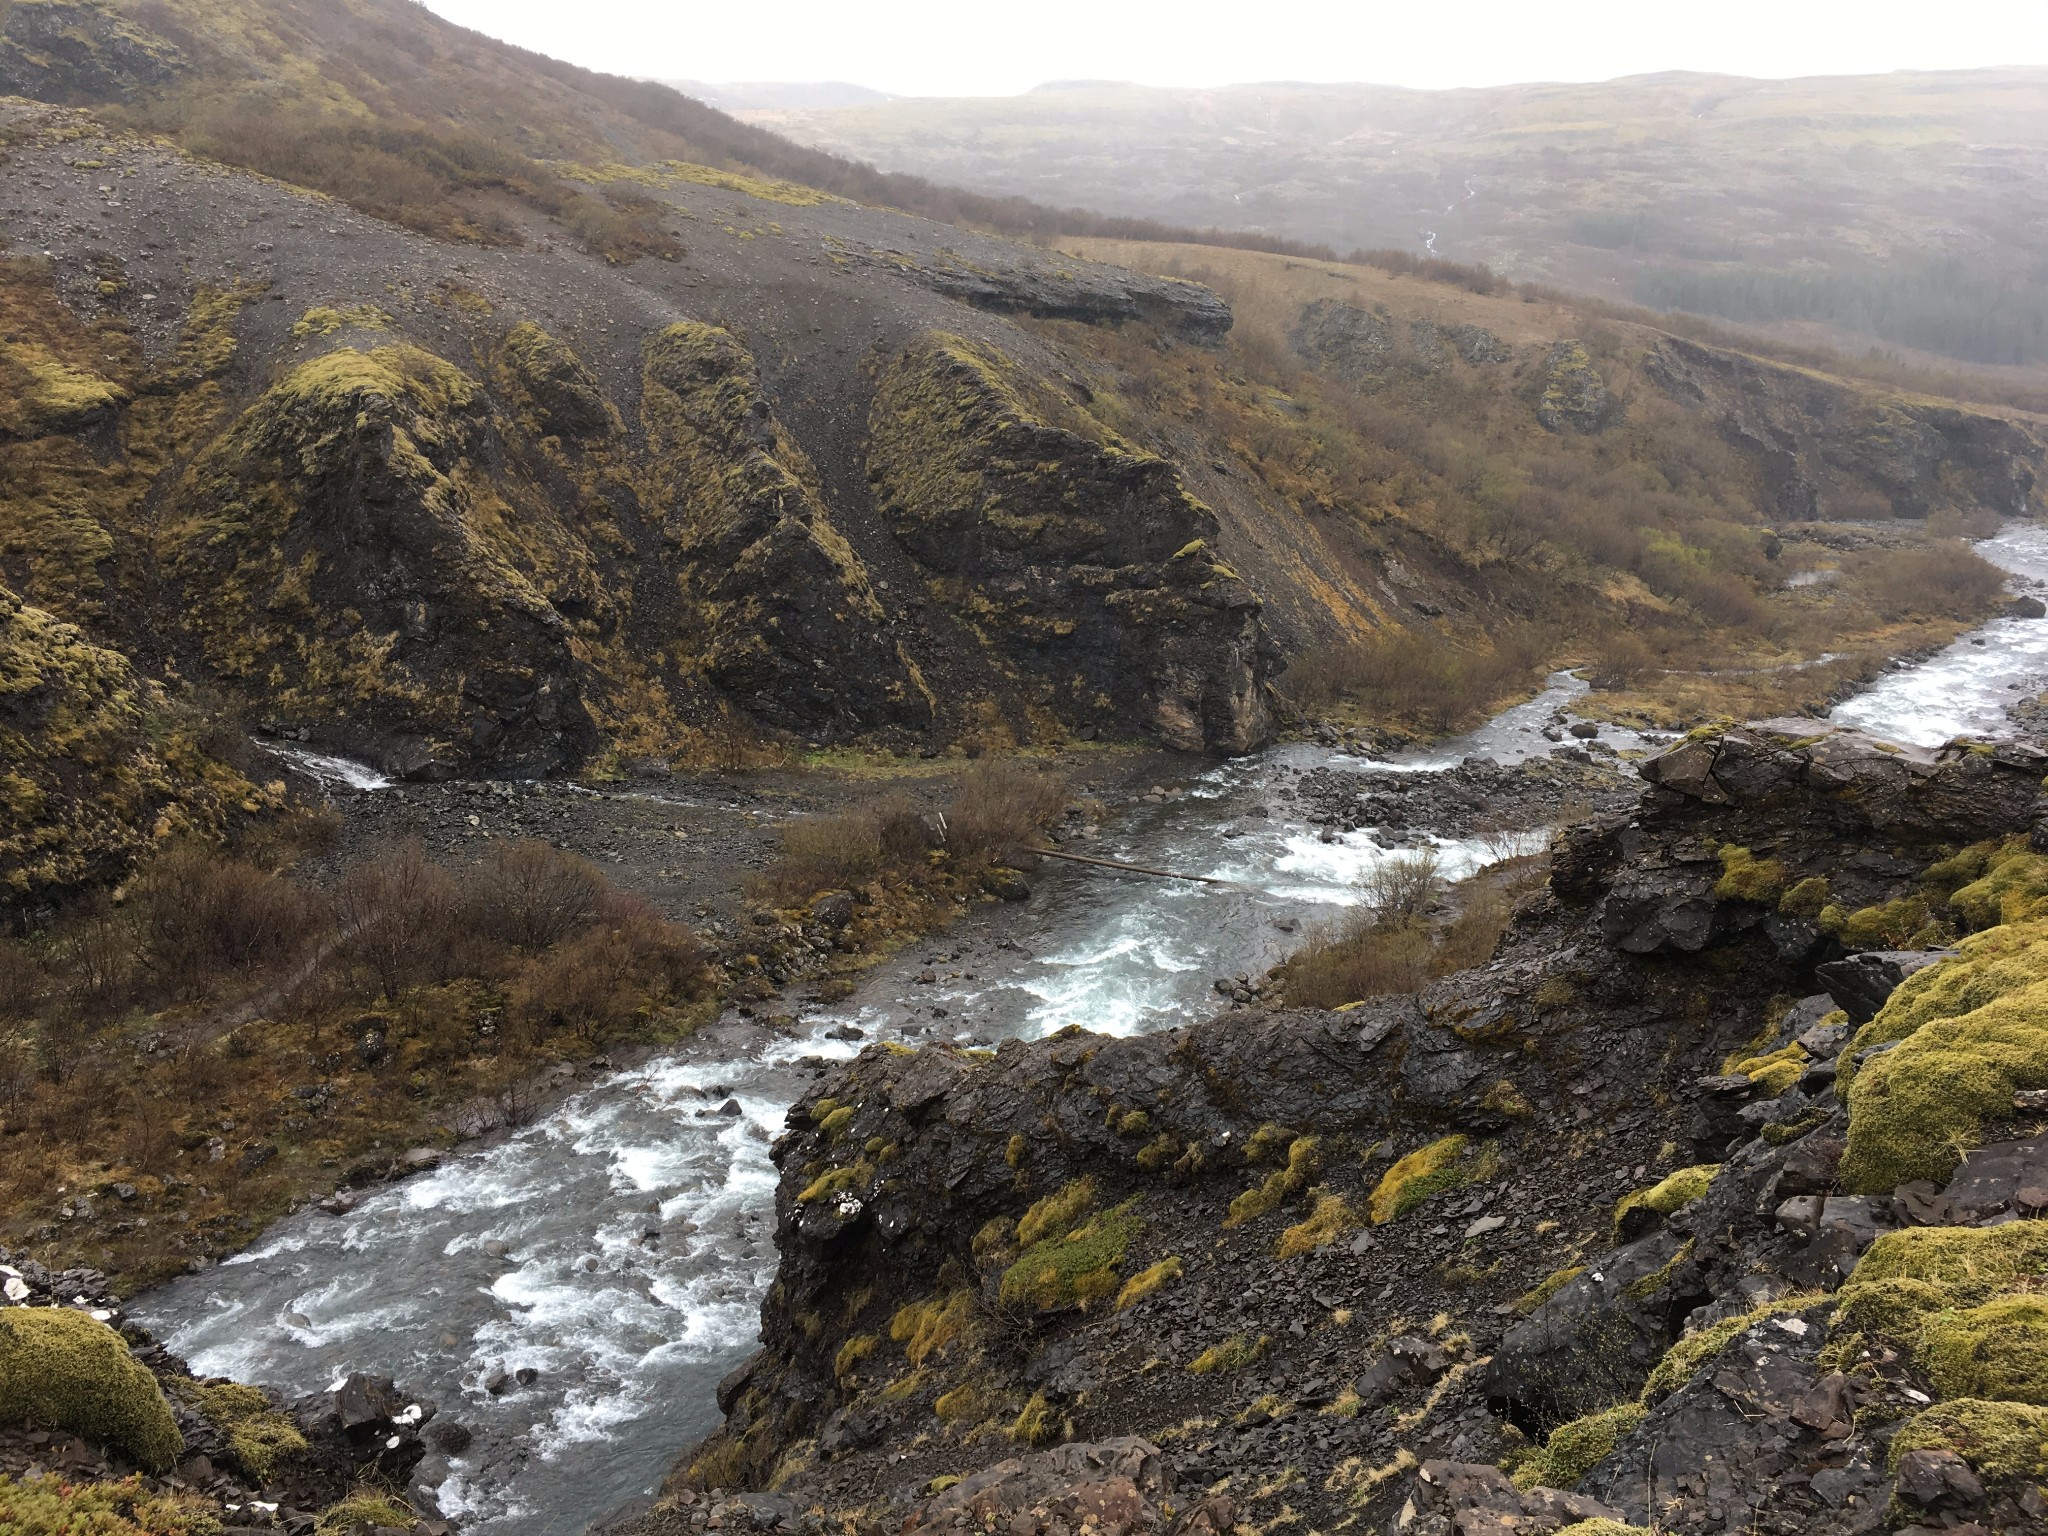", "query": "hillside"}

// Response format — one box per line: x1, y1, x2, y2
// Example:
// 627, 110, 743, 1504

752, 69, 2048, 369
0, 4, 2038, 906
